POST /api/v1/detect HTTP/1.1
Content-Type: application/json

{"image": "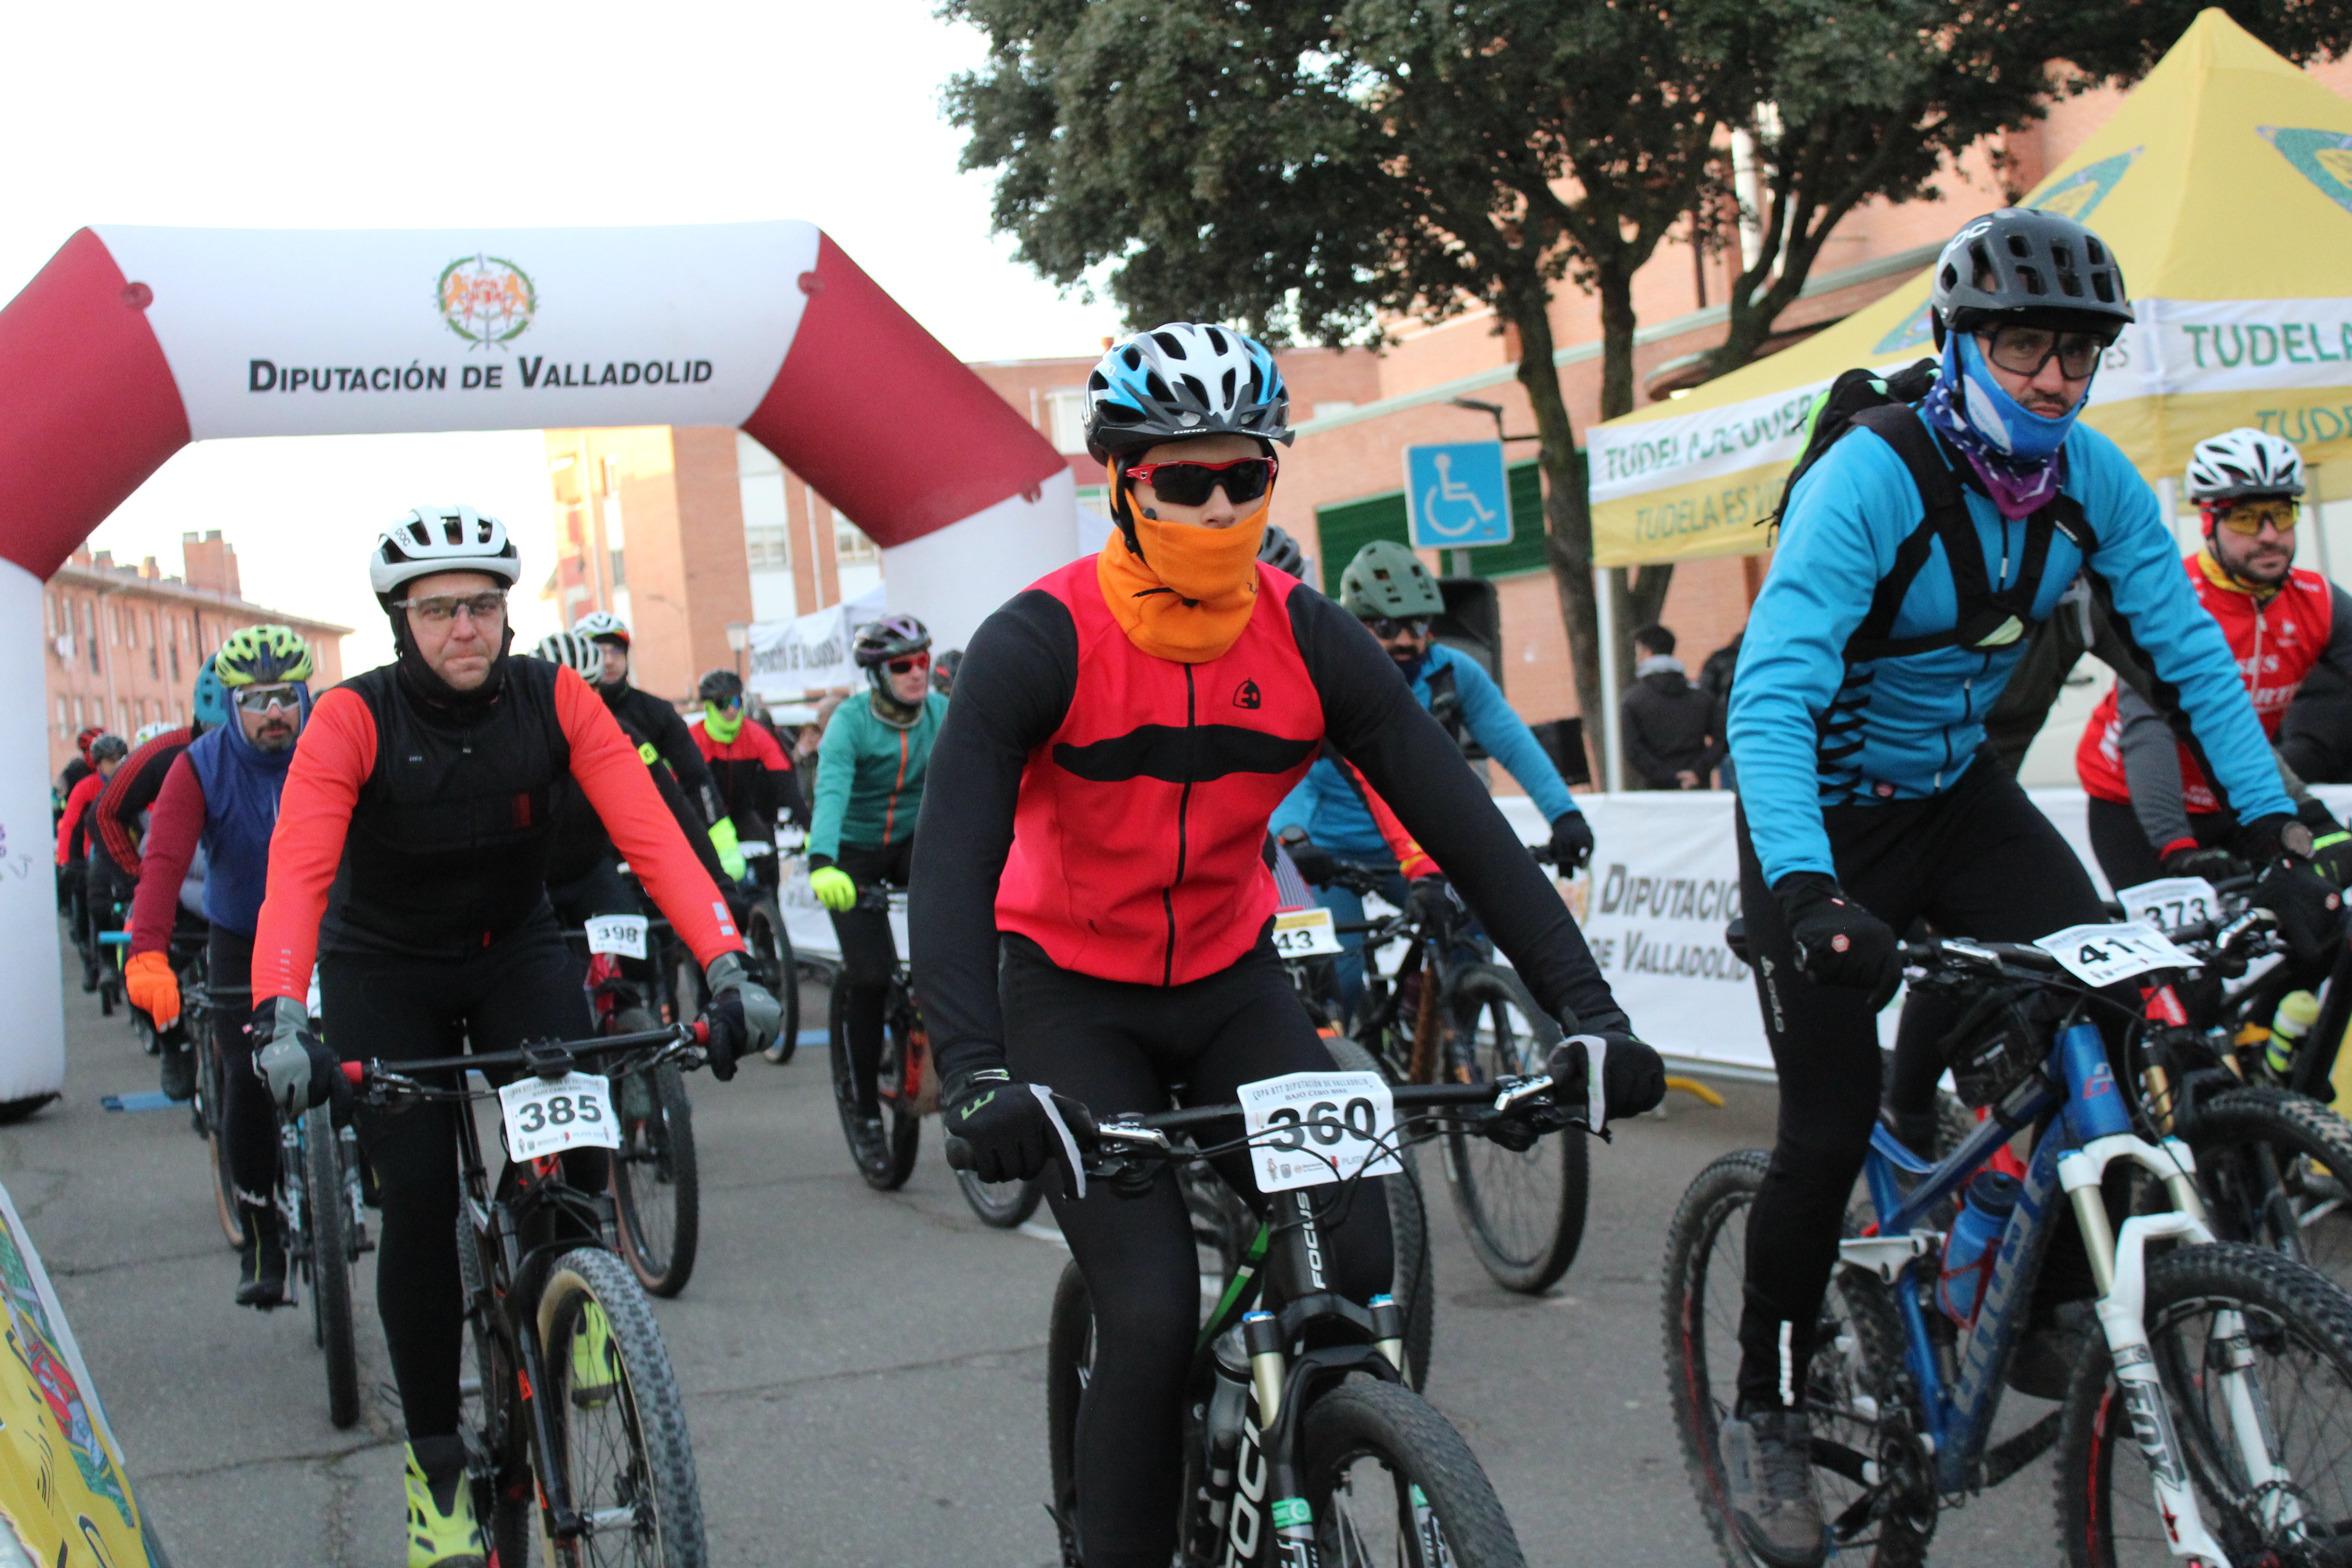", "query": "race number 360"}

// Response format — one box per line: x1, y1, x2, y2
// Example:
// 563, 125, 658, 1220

1237, 1070, 1402, 1192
